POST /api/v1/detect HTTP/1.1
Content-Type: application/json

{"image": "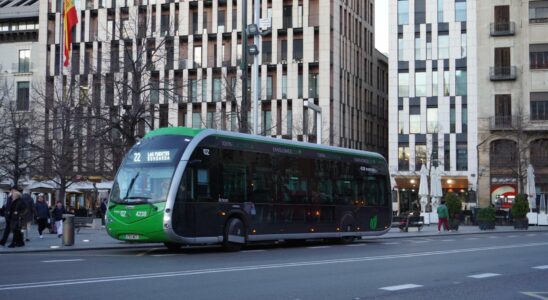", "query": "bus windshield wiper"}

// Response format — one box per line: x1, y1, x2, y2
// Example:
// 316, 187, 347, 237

123, 172, 140, 200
